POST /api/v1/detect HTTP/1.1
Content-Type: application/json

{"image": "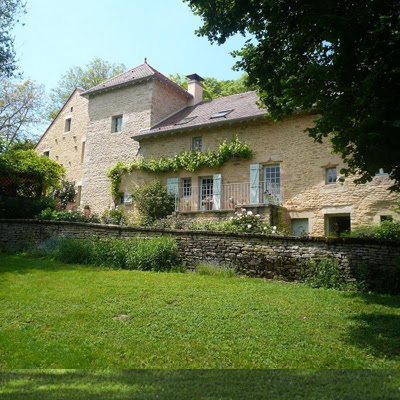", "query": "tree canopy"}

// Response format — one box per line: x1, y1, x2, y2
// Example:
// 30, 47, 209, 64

0, 0, 25, 78
169, 73, 253, 101
48, 57, 126, 119
185, 0, 400, 190
0, 79, 45, 148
